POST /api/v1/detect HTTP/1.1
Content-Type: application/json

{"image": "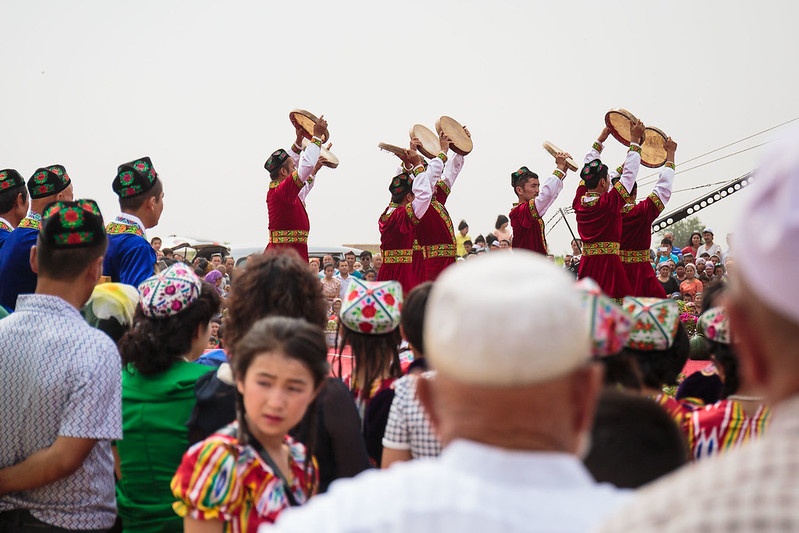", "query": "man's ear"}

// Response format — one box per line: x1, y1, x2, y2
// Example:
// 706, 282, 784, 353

29, 245, 39, 274
87, 255, 104, 282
